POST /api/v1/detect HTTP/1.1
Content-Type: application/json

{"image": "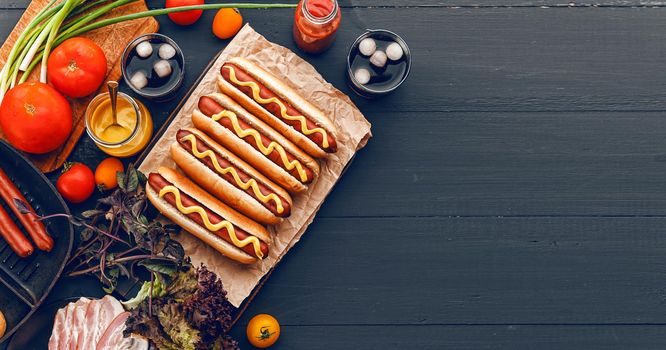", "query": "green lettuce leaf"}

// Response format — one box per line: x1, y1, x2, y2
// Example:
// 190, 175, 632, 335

157, 302, 201, 350
122, 274, 168, 310
124, 265, 239, 350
